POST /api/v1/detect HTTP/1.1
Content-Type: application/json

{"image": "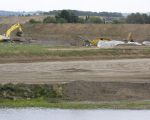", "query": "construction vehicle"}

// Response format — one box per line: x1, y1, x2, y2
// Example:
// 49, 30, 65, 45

90, 37, 111, 46
127, 32, 134, 42
0, 23, 23, 42
78, 36, 111, 46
